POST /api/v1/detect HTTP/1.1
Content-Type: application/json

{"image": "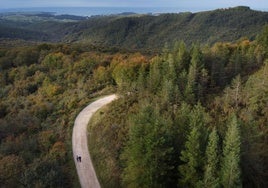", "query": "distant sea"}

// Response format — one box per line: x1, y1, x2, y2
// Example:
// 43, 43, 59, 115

0, 7, 208, 17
